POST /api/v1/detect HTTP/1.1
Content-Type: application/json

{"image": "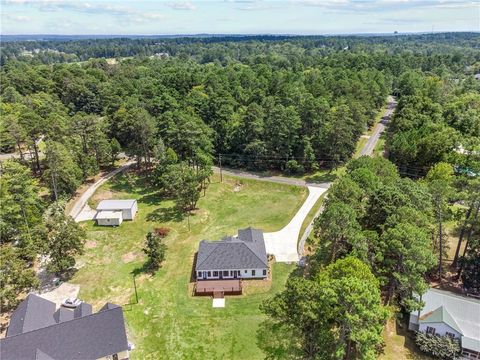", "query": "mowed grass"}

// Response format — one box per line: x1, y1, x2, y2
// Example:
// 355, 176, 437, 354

73, 172, 306, 360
